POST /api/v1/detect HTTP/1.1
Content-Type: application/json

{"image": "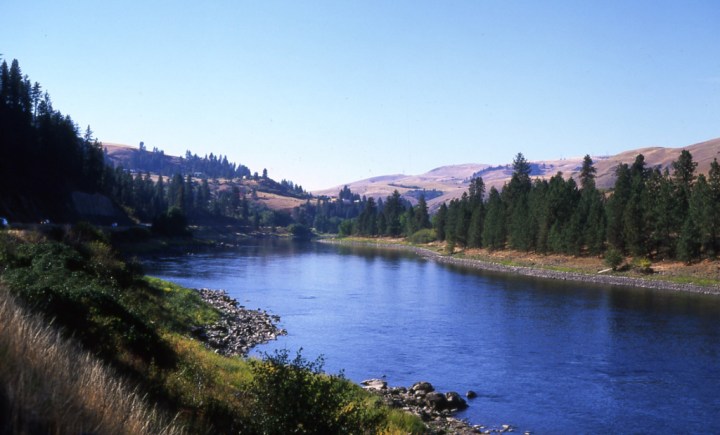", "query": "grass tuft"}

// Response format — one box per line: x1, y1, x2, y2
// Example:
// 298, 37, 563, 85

0, 288, 184, 435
